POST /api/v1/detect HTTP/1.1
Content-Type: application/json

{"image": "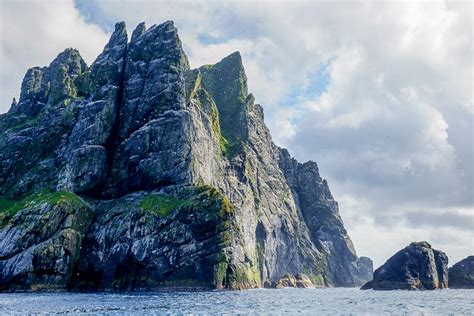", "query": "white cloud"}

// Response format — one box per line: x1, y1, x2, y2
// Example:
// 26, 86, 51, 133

1, 0, 472, 267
